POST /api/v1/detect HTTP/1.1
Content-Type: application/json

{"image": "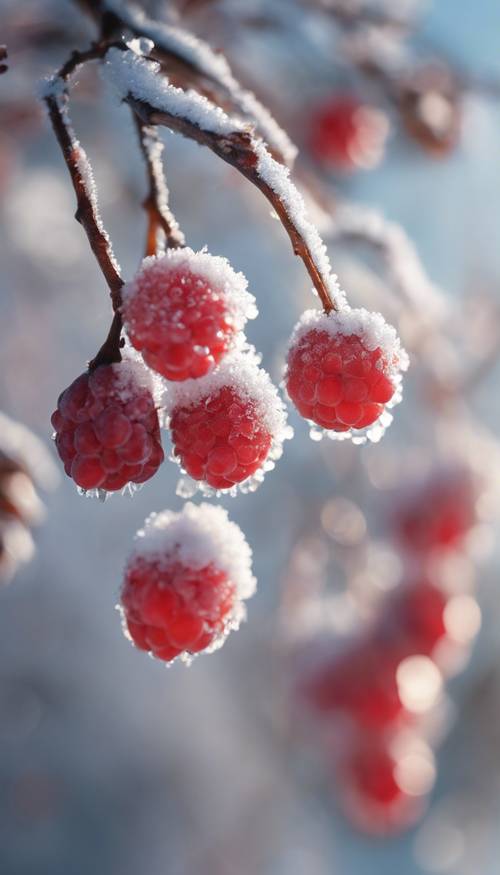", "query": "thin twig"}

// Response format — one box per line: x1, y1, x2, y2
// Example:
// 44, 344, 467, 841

133, 114, 185, 256
43, 45, 125, 365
